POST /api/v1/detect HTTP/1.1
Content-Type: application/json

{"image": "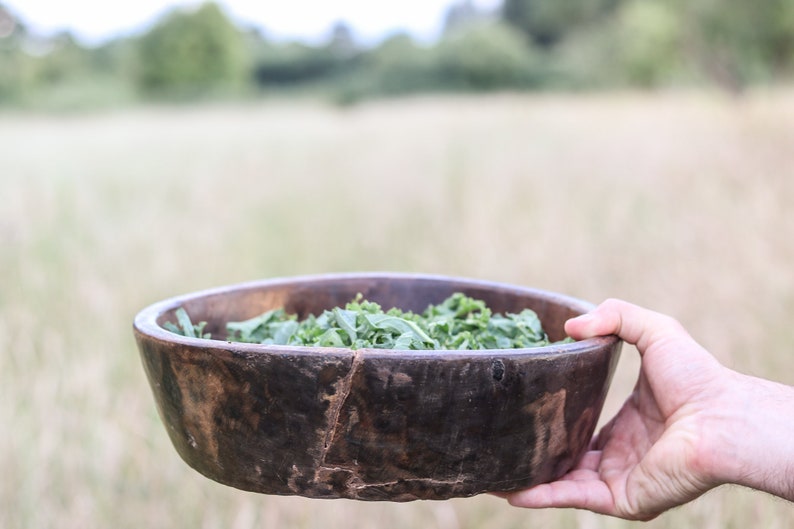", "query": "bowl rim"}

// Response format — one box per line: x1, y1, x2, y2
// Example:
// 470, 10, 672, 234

133, 272, 619, 359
